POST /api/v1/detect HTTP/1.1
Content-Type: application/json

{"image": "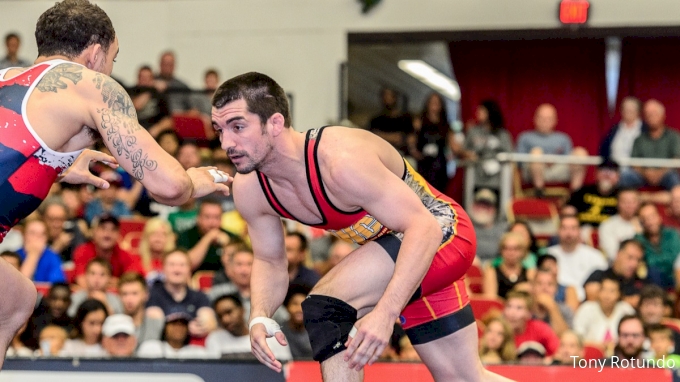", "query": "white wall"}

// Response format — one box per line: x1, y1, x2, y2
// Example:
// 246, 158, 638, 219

2, 0, 680, 130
